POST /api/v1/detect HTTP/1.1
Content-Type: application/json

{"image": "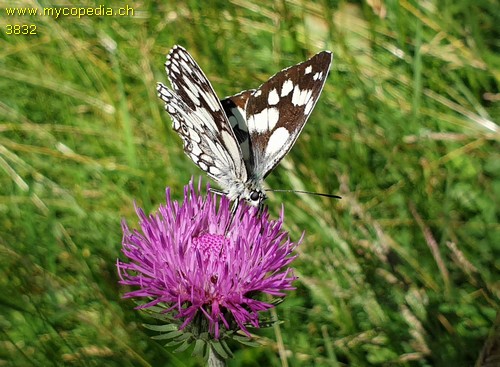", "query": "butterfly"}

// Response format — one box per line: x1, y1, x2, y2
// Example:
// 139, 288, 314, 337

157, 45, 332, 209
